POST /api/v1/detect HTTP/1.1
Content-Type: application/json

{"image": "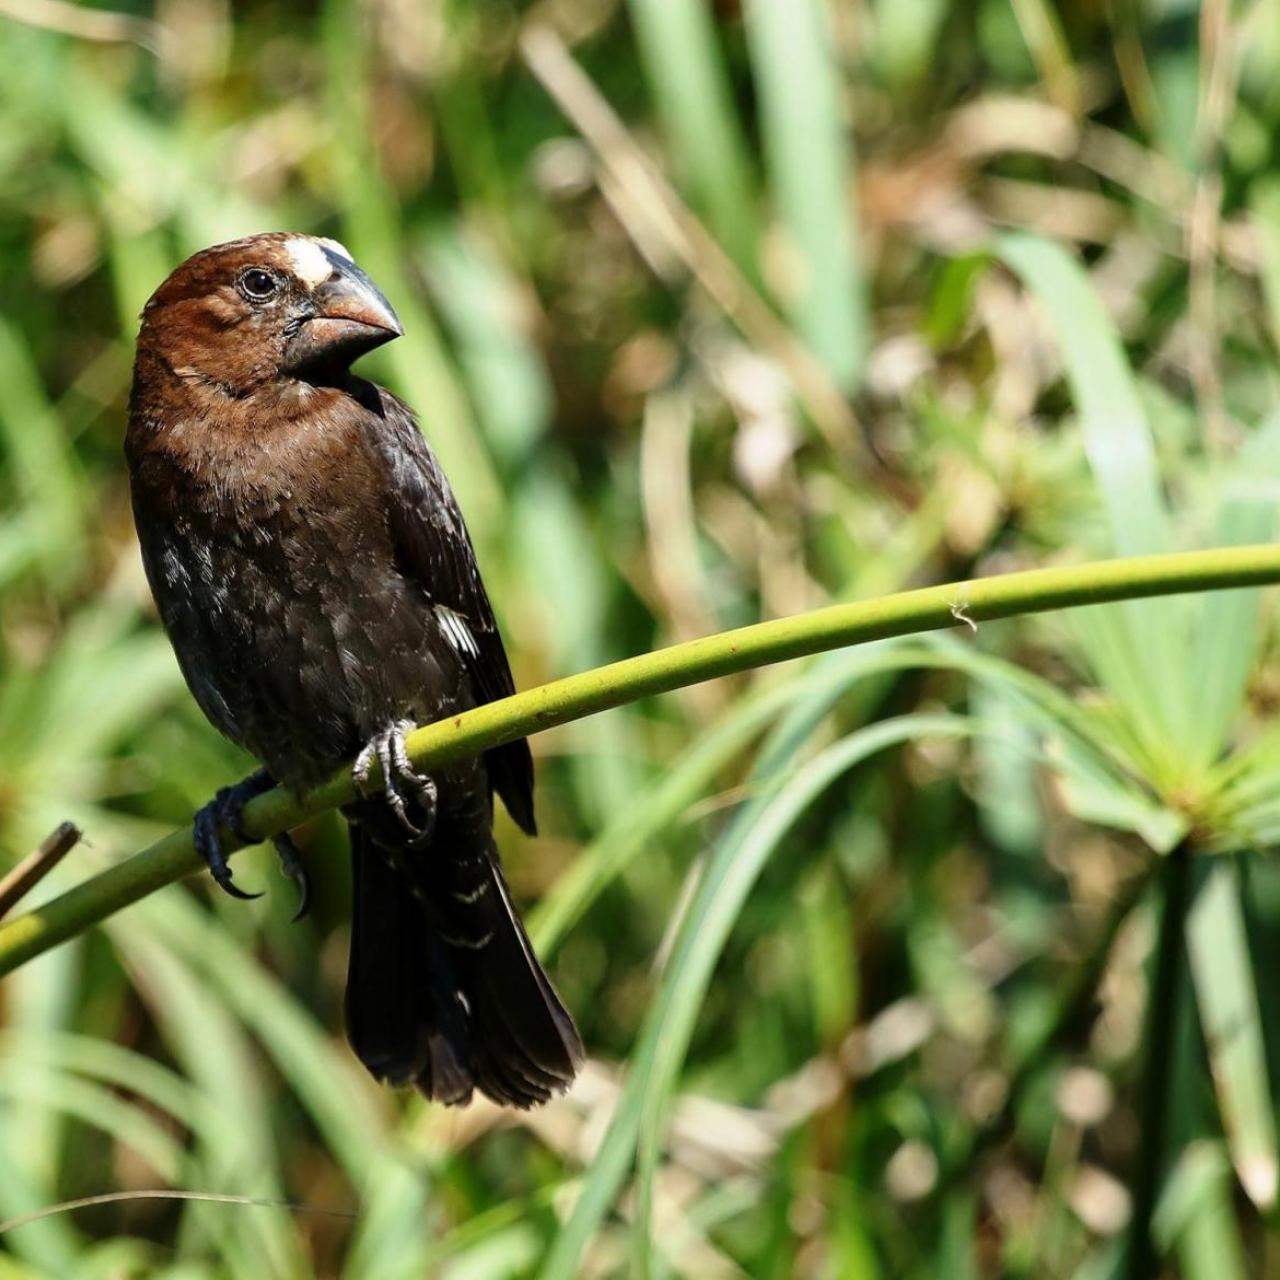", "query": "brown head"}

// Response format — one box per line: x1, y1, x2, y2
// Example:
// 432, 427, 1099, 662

131, 232, 403, 405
